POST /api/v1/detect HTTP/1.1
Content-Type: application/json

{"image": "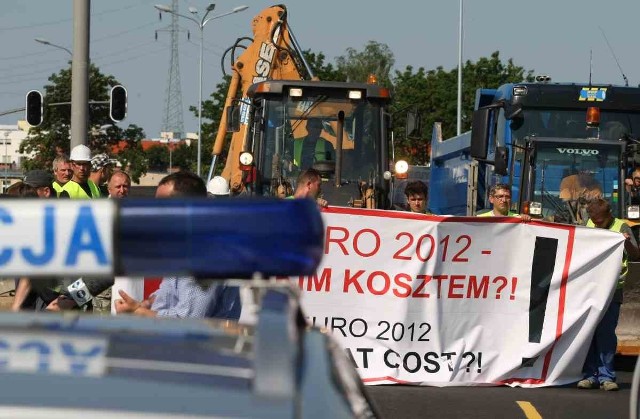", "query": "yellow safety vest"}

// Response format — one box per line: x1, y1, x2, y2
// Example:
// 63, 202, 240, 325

477, 210, 519, 217
61, 180, 101, 199
52, 182, 64, 197
586, 218, 628, 287
293, 138, 331, 167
